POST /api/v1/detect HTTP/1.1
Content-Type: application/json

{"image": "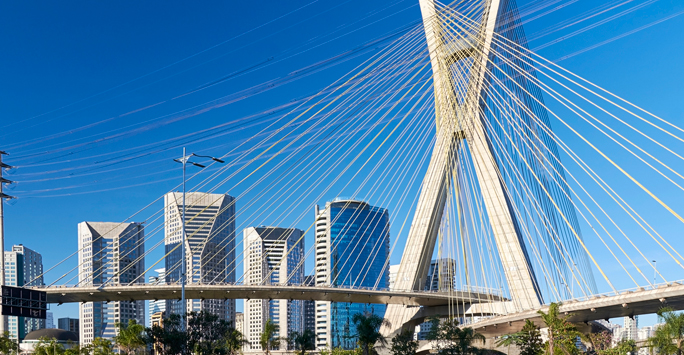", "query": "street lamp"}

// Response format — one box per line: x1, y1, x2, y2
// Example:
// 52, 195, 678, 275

173, 148, 224, 328
652, 260, 657, 286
